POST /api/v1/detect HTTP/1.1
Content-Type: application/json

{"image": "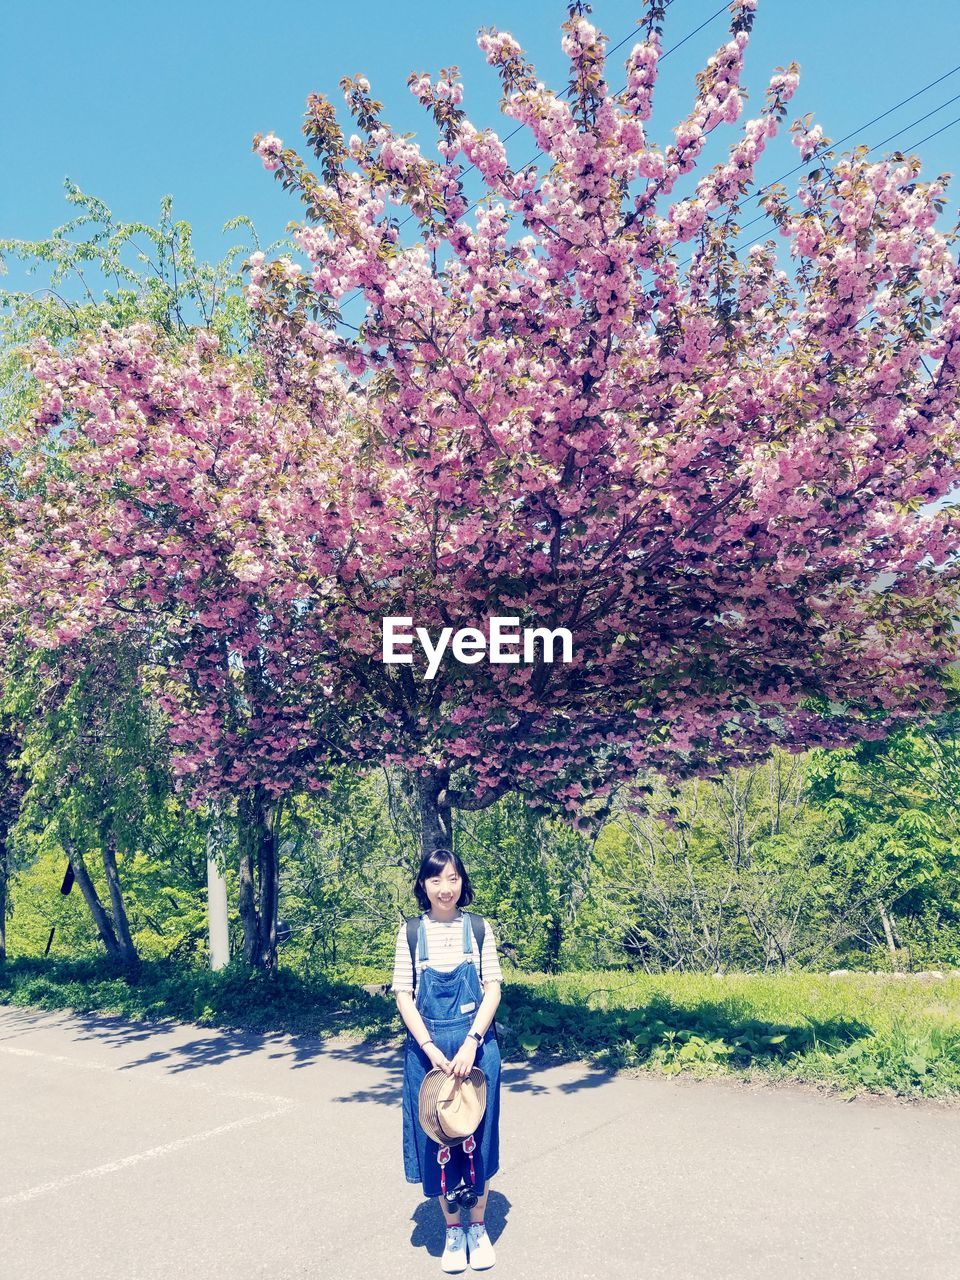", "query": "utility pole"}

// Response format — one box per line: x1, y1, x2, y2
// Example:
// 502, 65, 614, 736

207, 809, 230, 970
